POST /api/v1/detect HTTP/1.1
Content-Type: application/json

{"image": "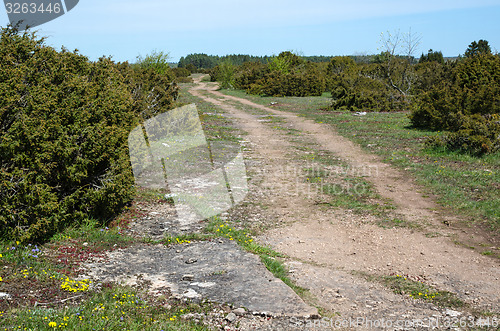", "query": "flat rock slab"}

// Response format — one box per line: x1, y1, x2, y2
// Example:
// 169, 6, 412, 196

82, 239, 317, 317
